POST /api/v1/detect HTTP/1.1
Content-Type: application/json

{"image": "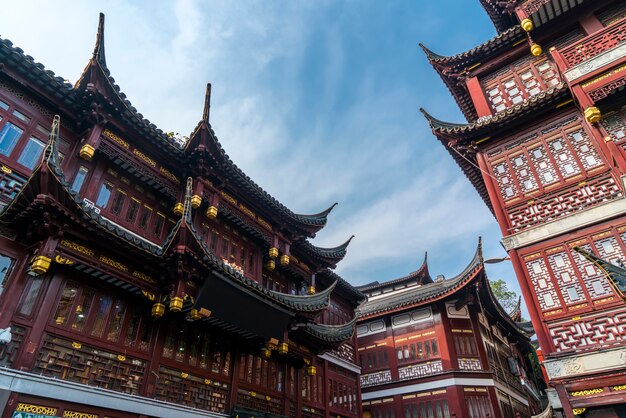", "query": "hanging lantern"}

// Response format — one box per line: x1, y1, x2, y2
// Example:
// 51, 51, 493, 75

169, 296, 183, 312
307, 365, 317, 376
173, 202, 184, 215
206, 205, 218, 219
191, 195, 202, 209
266, 259, 276, 271
79, 144, 95, 161
278, 342, 289, 355
307, 286, 316, 295
280, 254, 290, 266
269, 247, 279, 259
151, 303, 165, 318
31, 255, 51, 275
584, 106, 601, 123
520, 18, 533, 32
262, 348, 272, 359
189, 309, 202, 321
530, 43, 542, 56
266, 338, 279, 351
